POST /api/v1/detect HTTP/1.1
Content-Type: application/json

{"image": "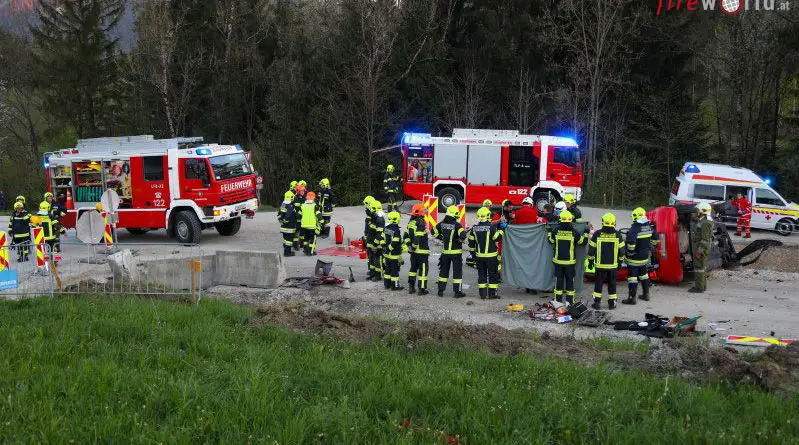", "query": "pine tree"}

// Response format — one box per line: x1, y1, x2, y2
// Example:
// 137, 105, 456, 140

31, 0, 125, 137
